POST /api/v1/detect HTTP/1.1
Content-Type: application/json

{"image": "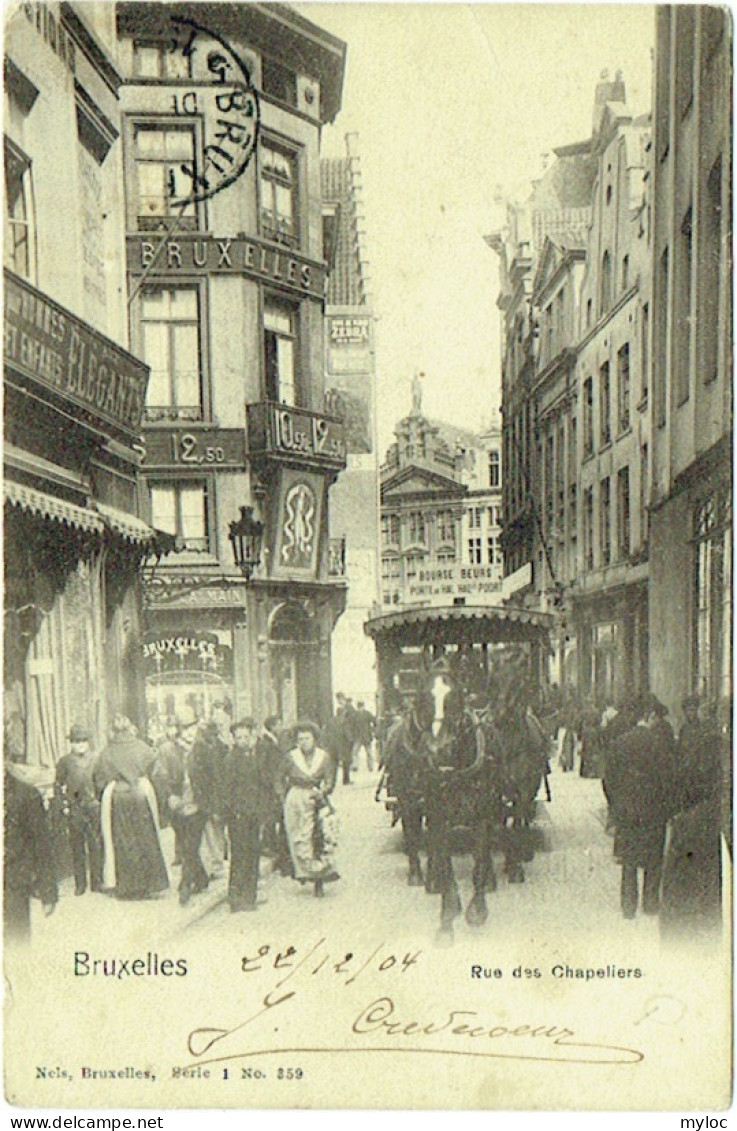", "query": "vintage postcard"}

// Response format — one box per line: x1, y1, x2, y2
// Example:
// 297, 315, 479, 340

2, 0, 732, 1114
